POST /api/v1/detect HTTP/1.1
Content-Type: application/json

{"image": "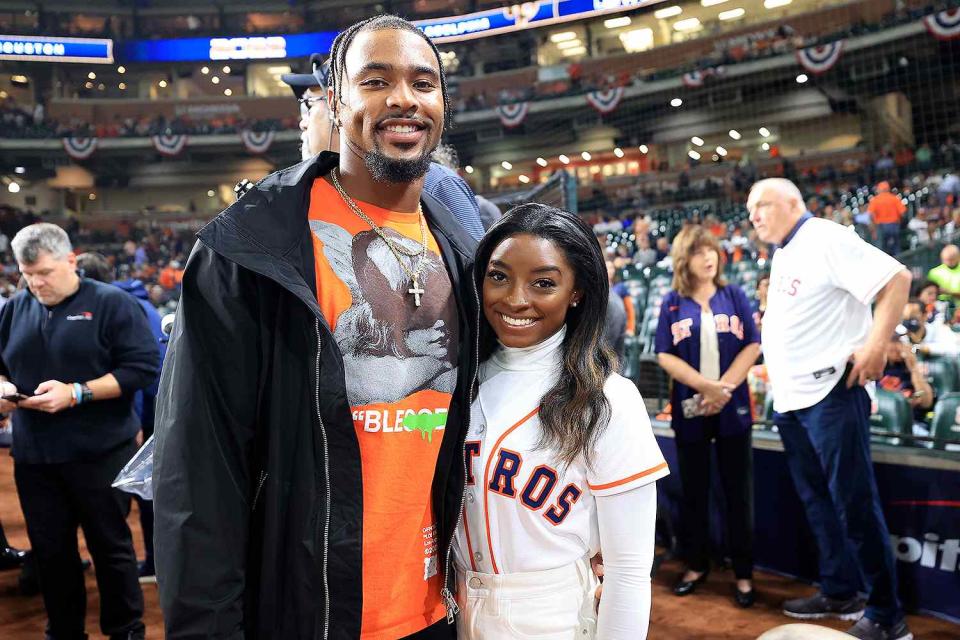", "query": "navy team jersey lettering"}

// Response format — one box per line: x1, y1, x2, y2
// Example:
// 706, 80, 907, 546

544, 484, 583, 526
465, 441, 481, 484
474, 446, 582, 525
520, 465, 559, 510
489, 449, 523, 496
